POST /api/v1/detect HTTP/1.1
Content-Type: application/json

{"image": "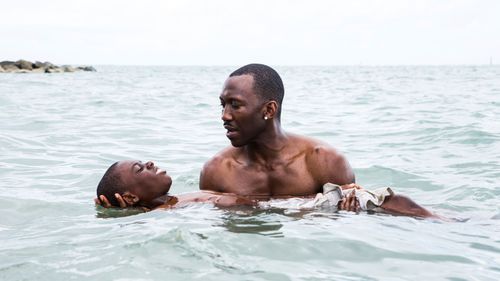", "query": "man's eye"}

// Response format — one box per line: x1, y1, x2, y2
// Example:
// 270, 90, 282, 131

231, 101, 240, 108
